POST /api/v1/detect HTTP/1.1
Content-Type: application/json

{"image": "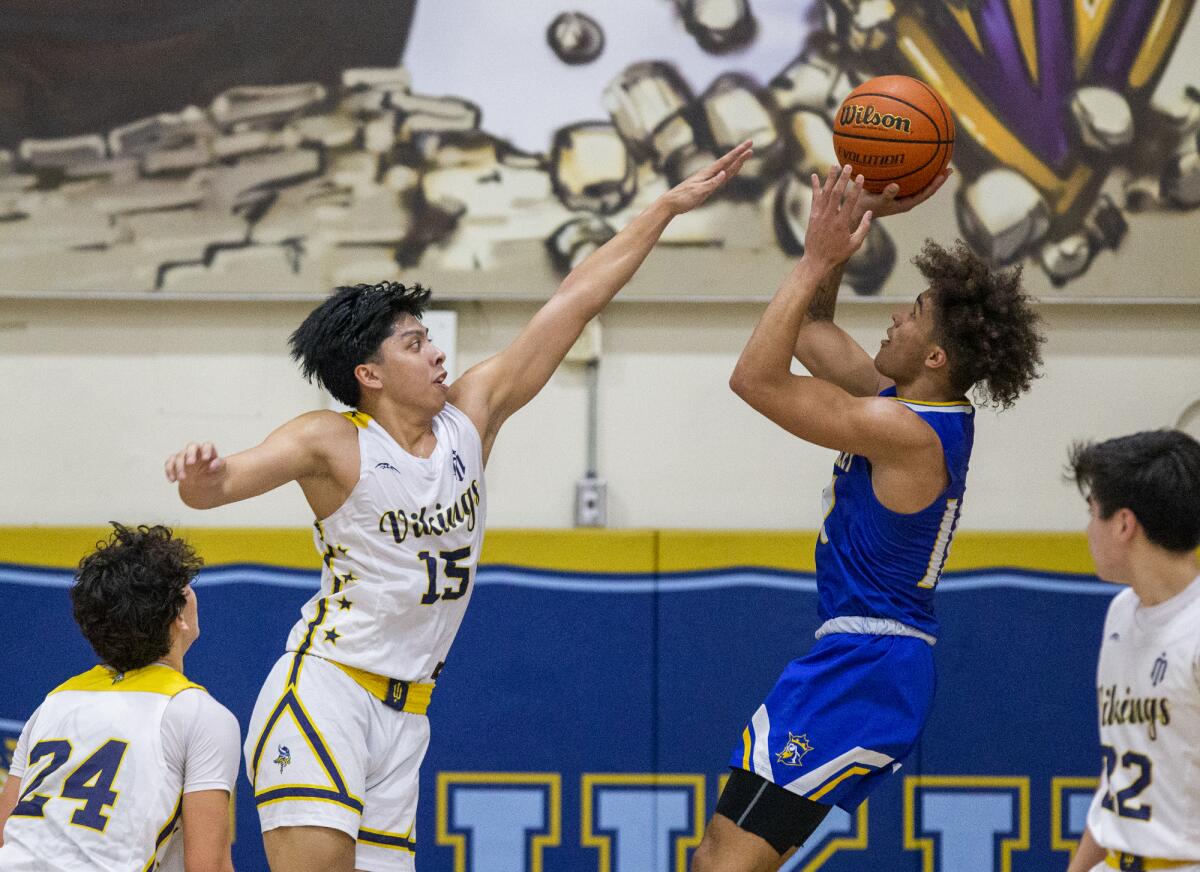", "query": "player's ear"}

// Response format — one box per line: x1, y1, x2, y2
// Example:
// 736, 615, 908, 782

355, 361, 383, 392
924, 343, 948, 371
1113, 507, 1139, 542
